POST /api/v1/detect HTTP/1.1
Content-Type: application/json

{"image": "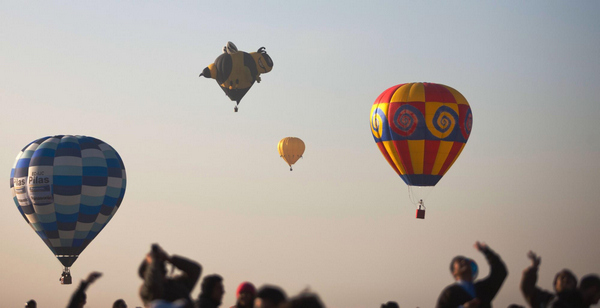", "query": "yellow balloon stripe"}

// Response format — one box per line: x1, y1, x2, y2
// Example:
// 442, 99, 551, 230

382, 141, 407, 175
431, 141, 455, 175
391, 83, 425, 103
408, 83, 426, 102
407, 140, 425, 174
441, 143, 466, 176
